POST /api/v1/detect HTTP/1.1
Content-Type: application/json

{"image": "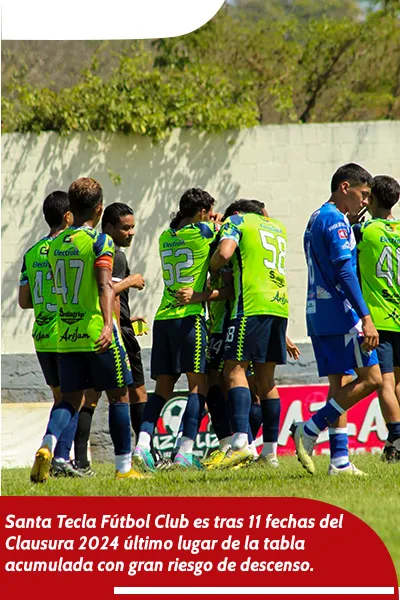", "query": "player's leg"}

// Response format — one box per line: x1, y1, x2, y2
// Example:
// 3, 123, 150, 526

174, 372, 208, 468
120, 324, 148, 442
378, 332, 400, 462
74, 388, 101, 475
203, 369, 233, 467
294, 333, 381, 475
253, 361, 280, 468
